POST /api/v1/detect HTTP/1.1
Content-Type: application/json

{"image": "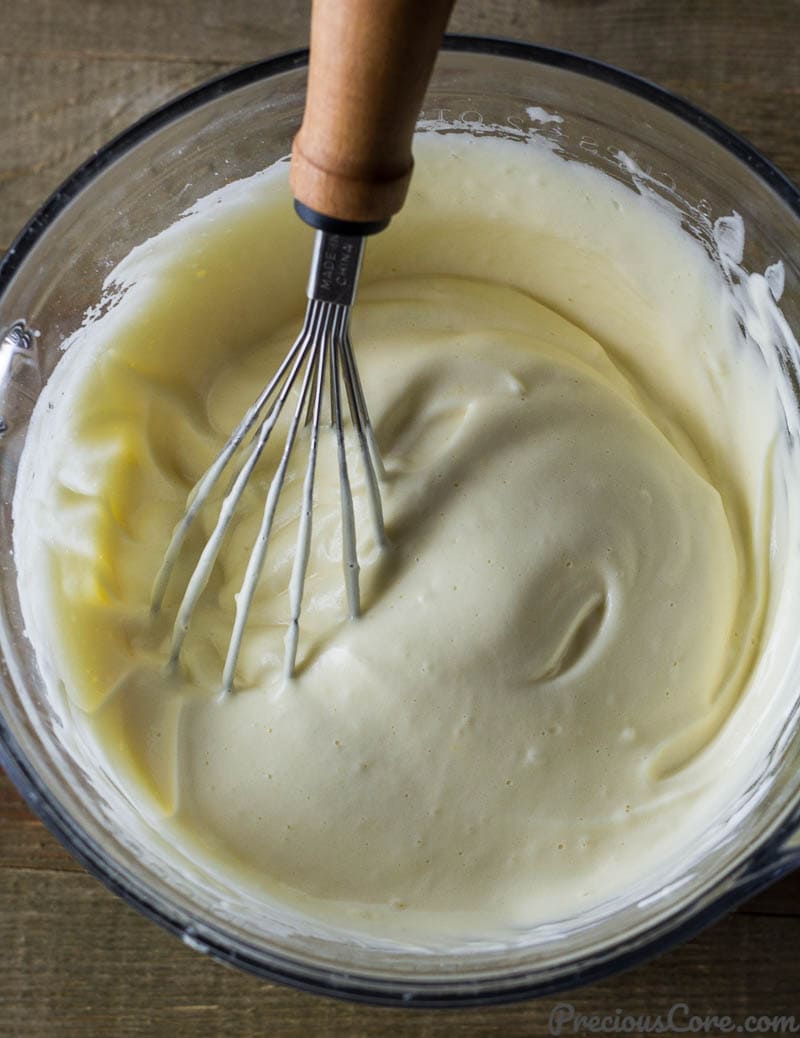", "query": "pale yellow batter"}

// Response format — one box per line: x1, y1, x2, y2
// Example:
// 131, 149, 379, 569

14, 132, 799, 945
